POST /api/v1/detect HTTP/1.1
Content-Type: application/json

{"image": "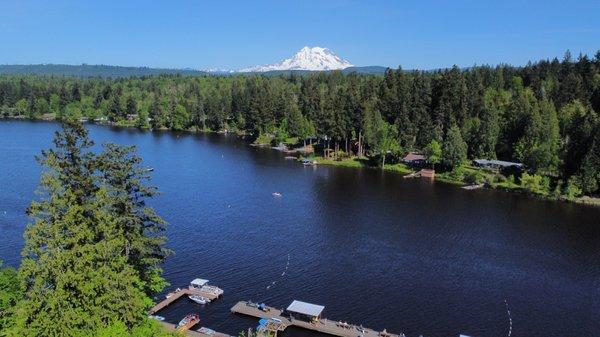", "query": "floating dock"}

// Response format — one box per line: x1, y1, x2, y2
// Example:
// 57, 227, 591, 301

231, 301, 403, 337
149, 278, 223, 314
149, 288, 220, 314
